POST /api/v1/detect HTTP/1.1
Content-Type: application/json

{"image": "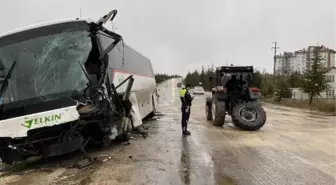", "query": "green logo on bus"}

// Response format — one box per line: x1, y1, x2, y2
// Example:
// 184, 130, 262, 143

22, 114, 62, 129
